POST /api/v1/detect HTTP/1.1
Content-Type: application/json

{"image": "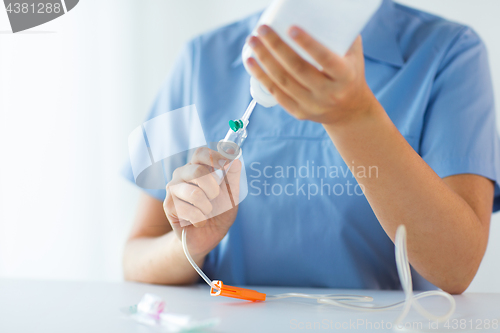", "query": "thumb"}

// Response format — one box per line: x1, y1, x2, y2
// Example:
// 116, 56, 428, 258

346, 35, 364, 59
222, 159, 242, 205
225, 159, 242, 186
